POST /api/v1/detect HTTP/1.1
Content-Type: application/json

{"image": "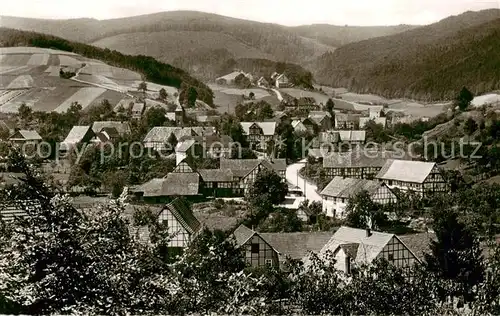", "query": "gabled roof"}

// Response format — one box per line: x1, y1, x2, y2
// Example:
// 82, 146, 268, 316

144, 127, 210, 143
320, 176, 383, 198
337, 243, 360, 259
163, 198, 201, 235
62, 126, 93, 145
398, 233, 435, 262
91, 121, 131, 136
376, 159, 437, 184
335, 113, 359, 122
232, 224, 256, 247
259, 232, 334, 260
138, 173, 200, 197
198, 169, 234, 182
175, 139, 196, 153
322, 150, 407, 168
9, 130, 42, 141
240, 122, 276, 136
216, 71, 245, 82
338, 130, 366, 142
319, 226, 395, 263
220, 158, 261, 178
